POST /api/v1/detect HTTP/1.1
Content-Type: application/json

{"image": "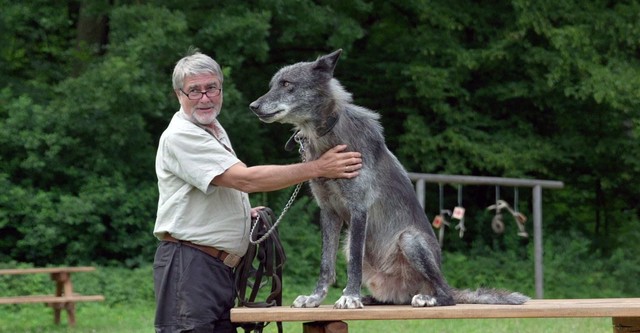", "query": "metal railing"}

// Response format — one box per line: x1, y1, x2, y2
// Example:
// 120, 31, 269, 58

407, 172, 564, 299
